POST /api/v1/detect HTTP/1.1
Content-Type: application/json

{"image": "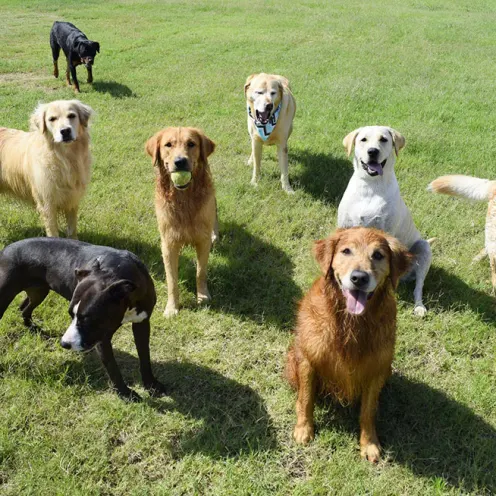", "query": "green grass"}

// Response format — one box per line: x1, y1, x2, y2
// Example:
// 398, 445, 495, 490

1, 0, 495, 494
